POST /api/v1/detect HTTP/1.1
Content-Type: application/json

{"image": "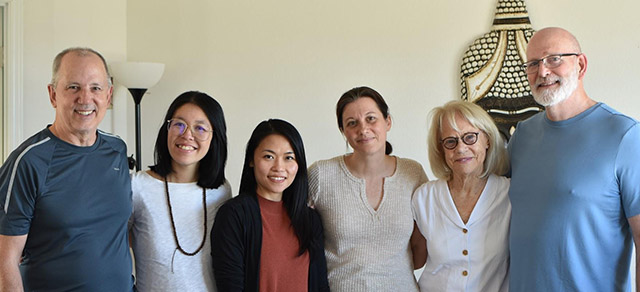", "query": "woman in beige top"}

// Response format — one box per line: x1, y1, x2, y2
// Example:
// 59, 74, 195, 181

308, 86, 428, 292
